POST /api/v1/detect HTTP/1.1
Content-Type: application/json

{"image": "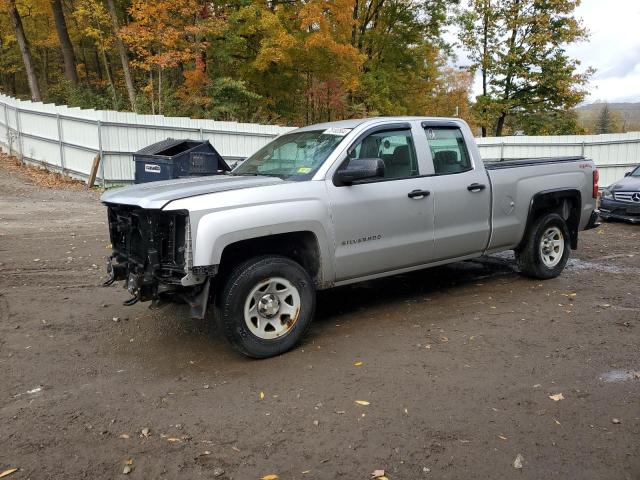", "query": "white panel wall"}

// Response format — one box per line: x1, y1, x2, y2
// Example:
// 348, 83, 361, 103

477, 132, 640, 186
0, 92, 638, 187
0, 93, 294, 185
